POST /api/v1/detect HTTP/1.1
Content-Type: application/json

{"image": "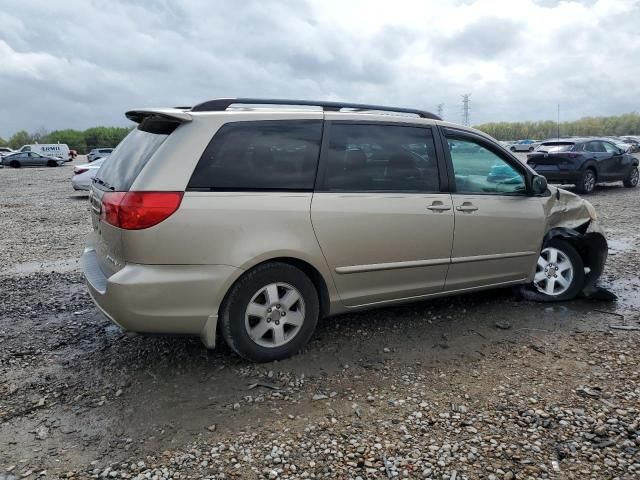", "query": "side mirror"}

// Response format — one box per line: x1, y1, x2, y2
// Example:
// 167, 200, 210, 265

531, 175, 548, 195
